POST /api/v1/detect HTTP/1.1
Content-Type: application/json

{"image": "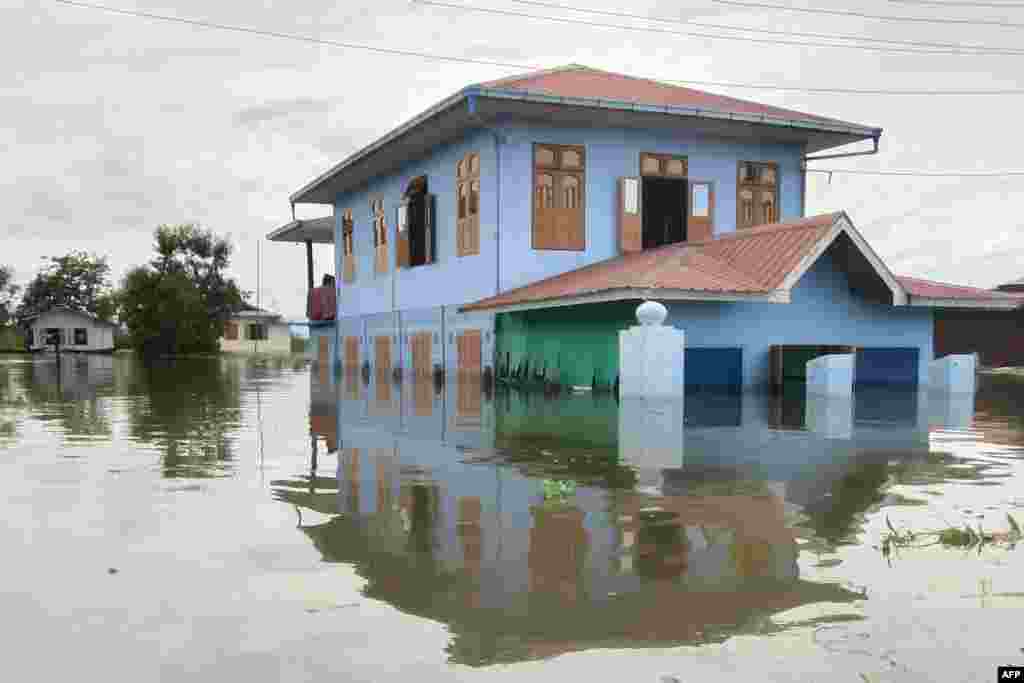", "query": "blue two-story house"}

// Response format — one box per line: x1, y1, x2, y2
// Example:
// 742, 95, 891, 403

273, 64, 1020, 391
